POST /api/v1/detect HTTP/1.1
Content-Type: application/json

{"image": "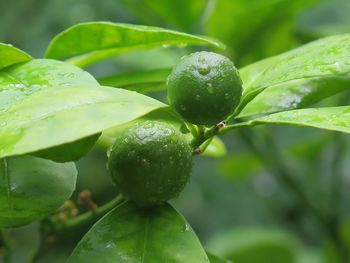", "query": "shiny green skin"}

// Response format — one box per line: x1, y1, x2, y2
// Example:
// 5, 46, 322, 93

167, 51, 243, 125
108, 121, 192, 206
32, 133, 100, 162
